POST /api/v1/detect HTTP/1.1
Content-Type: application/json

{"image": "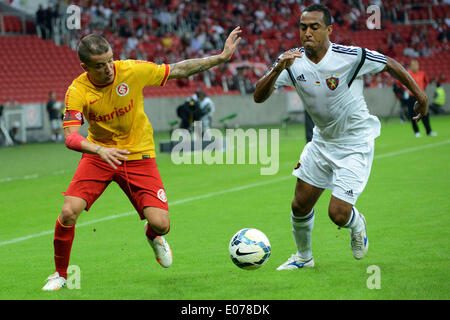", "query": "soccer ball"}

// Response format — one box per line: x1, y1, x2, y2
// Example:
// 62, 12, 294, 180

228, 228, 271, 270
